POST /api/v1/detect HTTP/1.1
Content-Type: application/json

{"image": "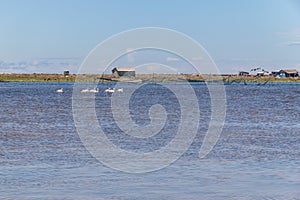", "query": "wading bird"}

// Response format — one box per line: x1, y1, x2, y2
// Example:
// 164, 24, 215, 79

56, 88, 63, 93
117, 88, 123, 93
89, 88, 99, 93
104, 88, 115, 93
80, 88, 89, 93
